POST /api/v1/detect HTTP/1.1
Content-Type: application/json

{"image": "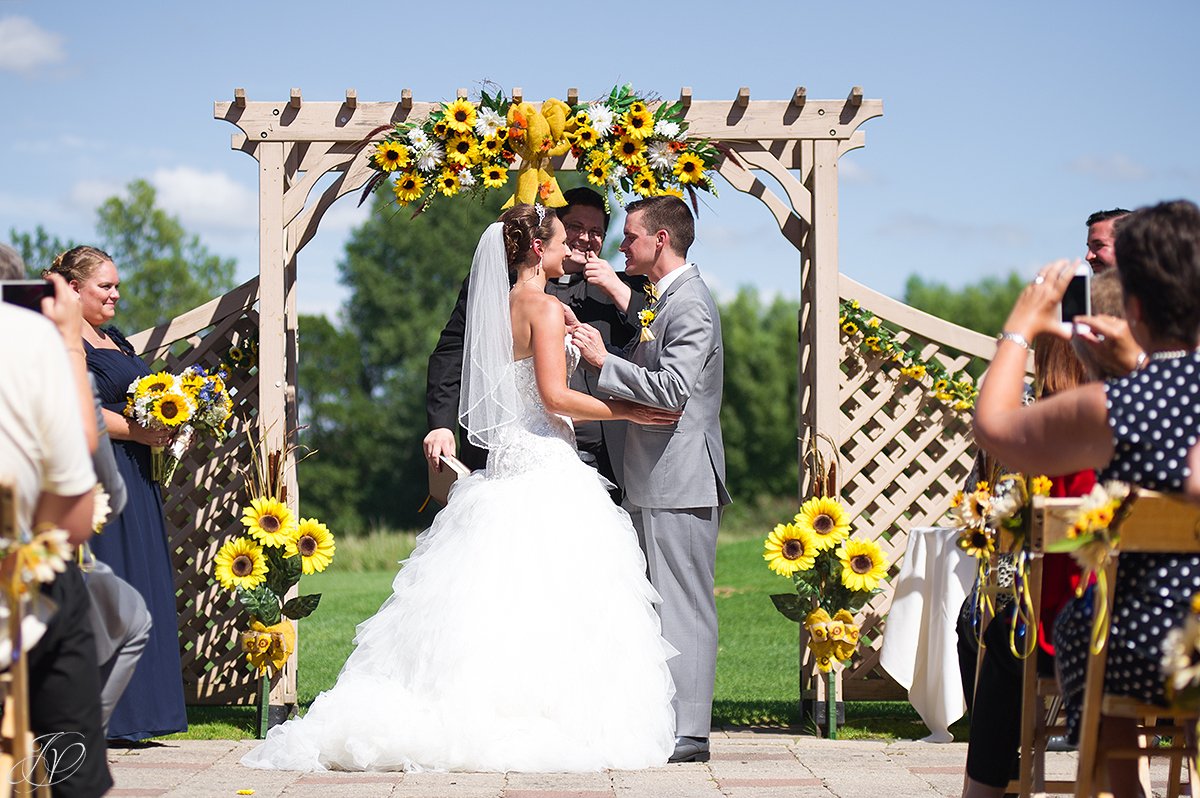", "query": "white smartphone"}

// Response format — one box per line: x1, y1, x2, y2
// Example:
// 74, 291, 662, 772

1059, 264, 1092, 334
